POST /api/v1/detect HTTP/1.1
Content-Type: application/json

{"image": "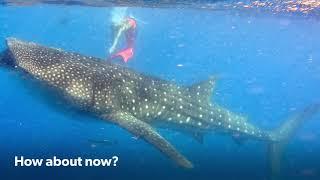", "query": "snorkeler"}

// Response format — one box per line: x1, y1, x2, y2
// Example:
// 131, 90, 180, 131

108, 16, 137, 63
